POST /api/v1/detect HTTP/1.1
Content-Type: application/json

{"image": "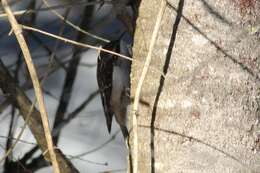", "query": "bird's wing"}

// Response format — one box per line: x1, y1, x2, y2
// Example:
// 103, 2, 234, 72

97, 45, 115, 133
